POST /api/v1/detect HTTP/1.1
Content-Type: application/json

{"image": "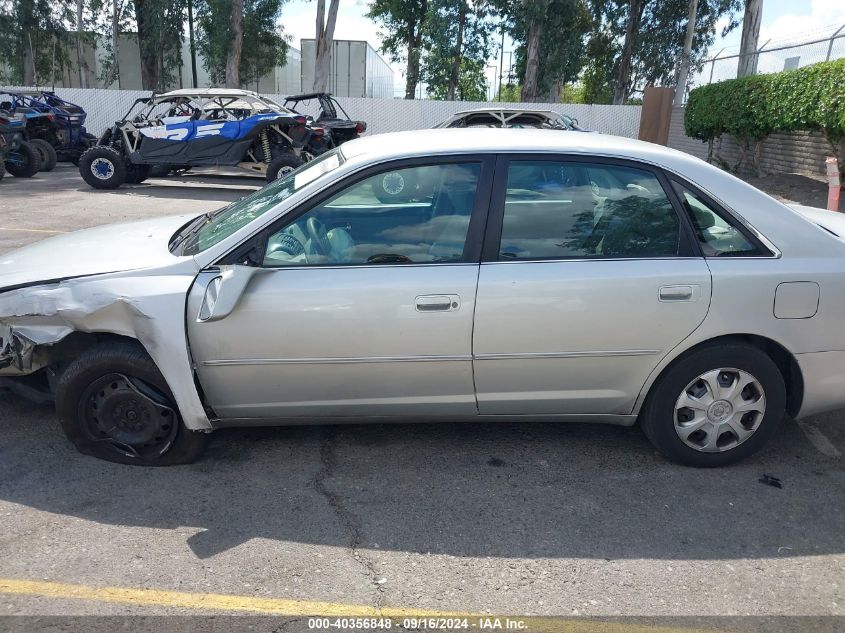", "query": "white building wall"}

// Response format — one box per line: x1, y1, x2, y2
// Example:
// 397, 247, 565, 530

300, 39, 393, 98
